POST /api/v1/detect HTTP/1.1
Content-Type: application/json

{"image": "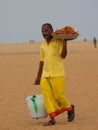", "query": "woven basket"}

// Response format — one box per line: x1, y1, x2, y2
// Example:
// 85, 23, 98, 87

52, 33, 79, 40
